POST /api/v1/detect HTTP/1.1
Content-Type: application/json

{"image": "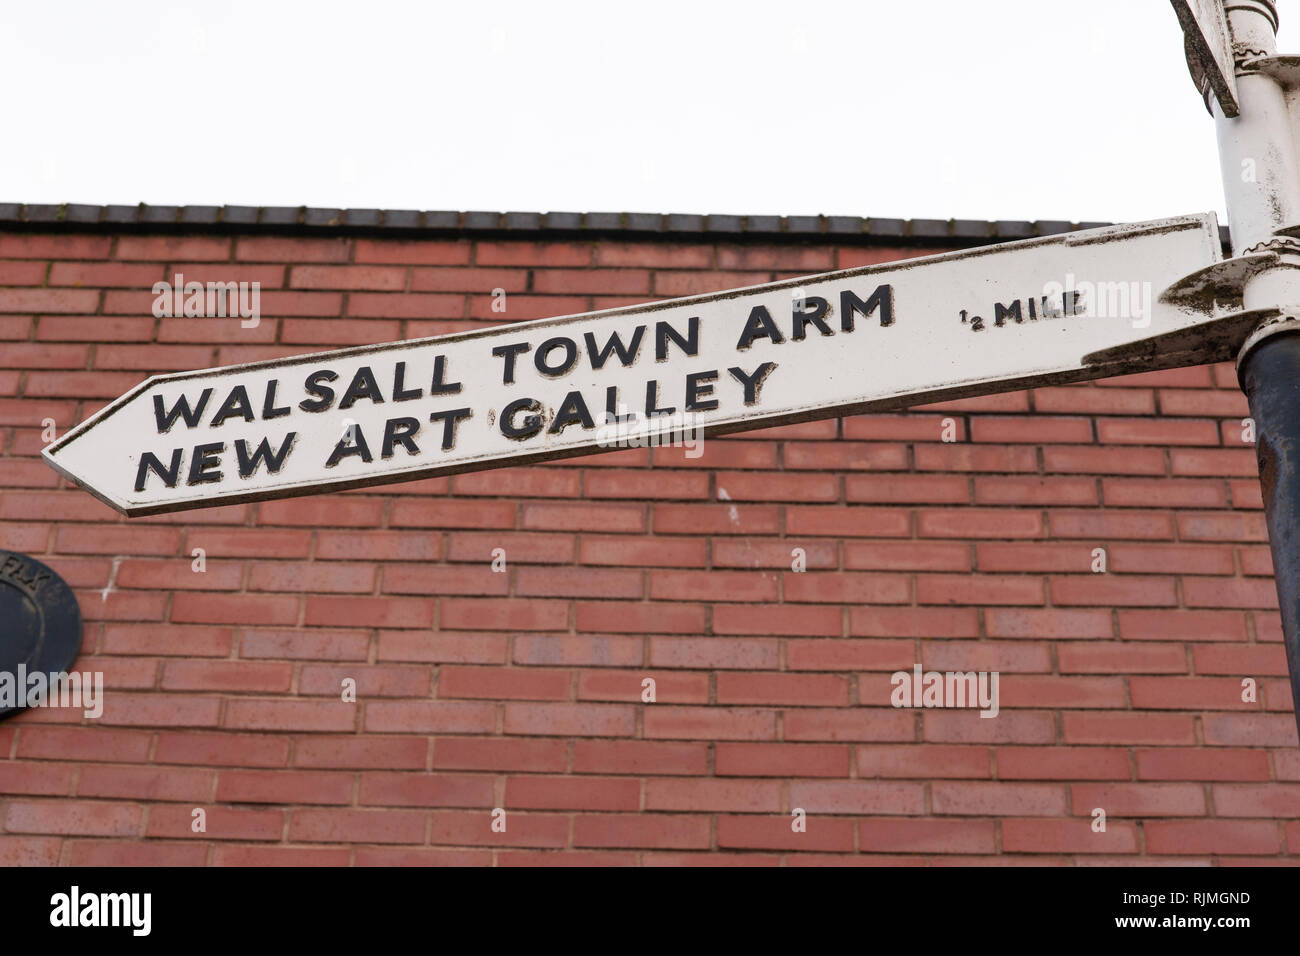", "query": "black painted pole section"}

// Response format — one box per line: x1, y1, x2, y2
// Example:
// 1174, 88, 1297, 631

1239, 331, 1300, 741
